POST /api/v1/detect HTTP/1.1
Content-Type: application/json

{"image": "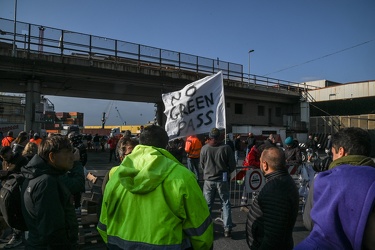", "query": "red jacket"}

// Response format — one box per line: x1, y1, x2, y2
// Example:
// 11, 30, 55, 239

108, 137, 118, 150
233, 145, 262, 181
30, 138, 42, 145
243, 145, 261, 169
1, 136, 14, 147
